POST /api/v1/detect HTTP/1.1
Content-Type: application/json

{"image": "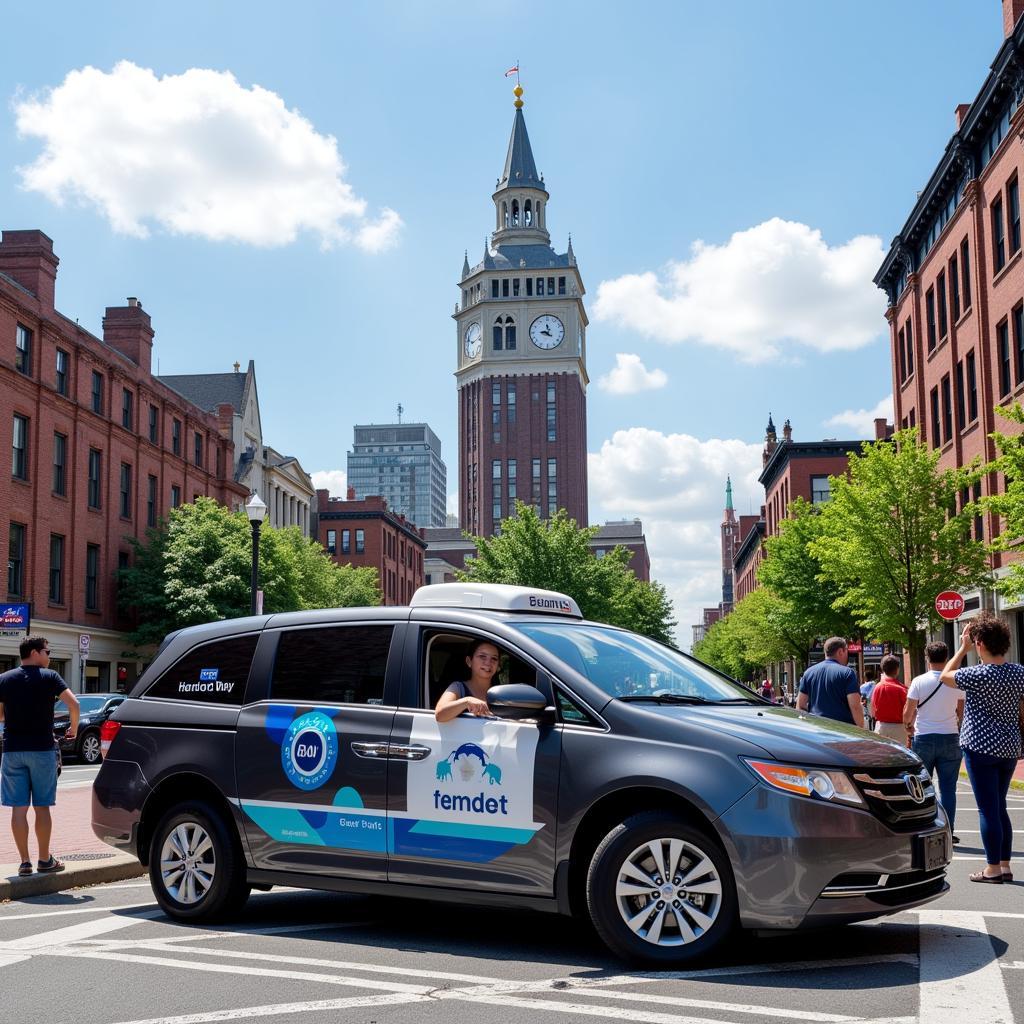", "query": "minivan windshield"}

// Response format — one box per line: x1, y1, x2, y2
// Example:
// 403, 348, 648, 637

513, 623, 759, 703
